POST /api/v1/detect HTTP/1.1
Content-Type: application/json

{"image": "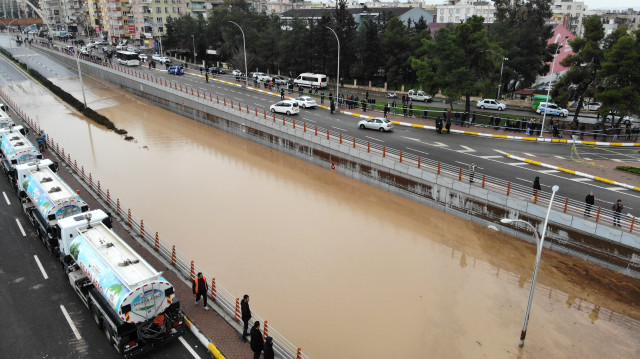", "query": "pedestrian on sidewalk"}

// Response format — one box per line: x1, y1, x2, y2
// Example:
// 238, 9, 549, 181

612, 199, 623, 227
584, 191, 595, 217
280, 89, 285, 100
532, 176, 541, 198
383, 103, 389, 118
330, 99, 335, 114
469, 162, 476, 183
320, 92, 325, 104
409, 103, 413, 117
205, 72, 209, 83
250, 321, 264, 359
392, 100, 396, 115
263, 336, 274, 359
241, 294, 252, 341
192, 272, 209, 310
403, 103, 407, 117
445, 117, 451, 134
